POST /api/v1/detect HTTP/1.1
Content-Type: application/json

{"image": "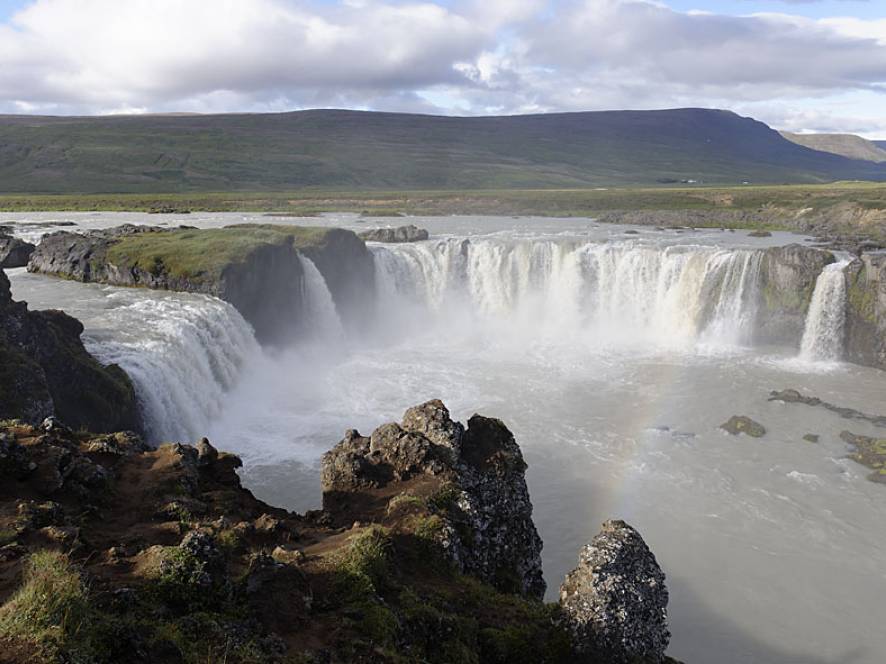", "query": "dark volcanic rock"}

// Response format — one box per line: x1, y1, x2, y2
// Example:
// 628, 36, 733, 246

845, 251, 886, 371
757, 244, 836, 345
0, 269, 139, 432
0, 234, 36, 268
720, 415, 766, 437
321, 399, 546, 599
559, 519, 670, 664
358, 224, 429, 243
